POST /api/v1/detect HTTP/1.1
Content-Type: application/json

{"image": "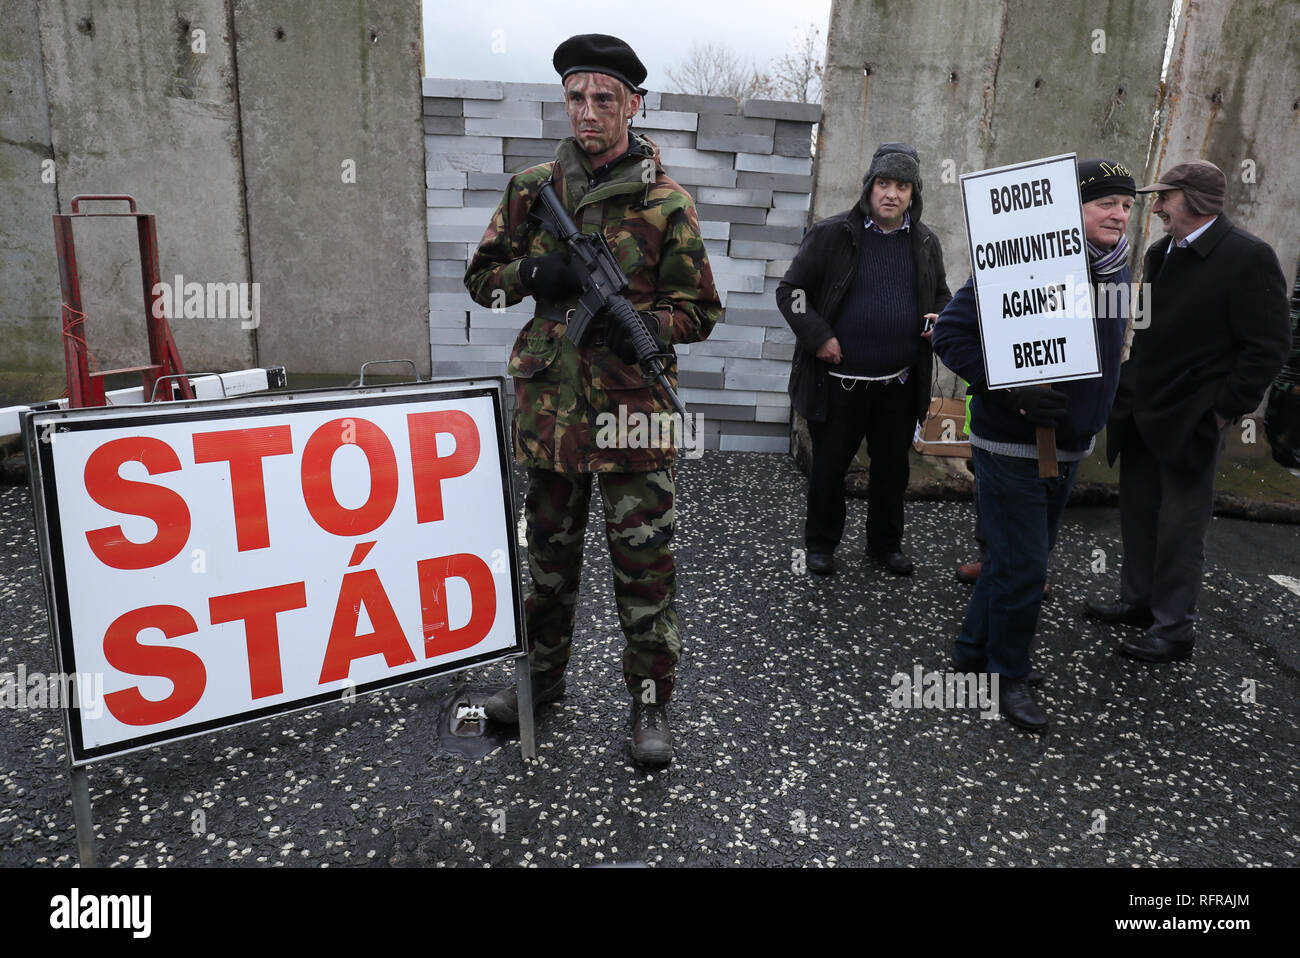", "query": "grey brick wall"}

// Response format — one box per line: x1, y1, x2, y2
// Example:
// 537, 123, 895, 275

423, 77, 820, 454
